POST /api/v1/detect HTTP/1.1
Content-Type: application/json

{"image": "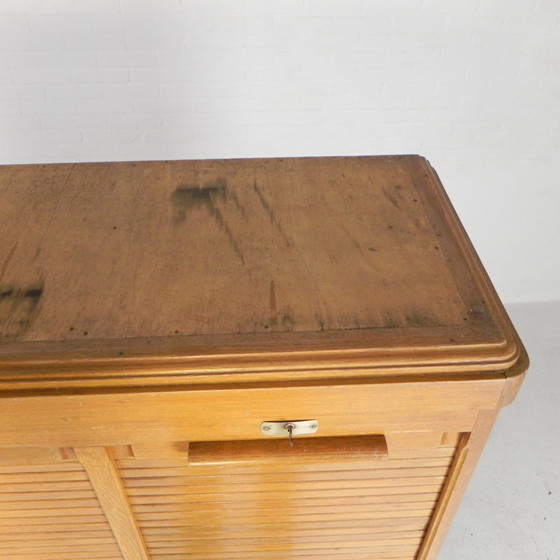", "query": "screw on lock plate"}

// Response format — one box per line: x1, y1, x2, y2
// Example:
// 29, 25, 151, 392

260, 420, 319, 446
285, 423, 296, 447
